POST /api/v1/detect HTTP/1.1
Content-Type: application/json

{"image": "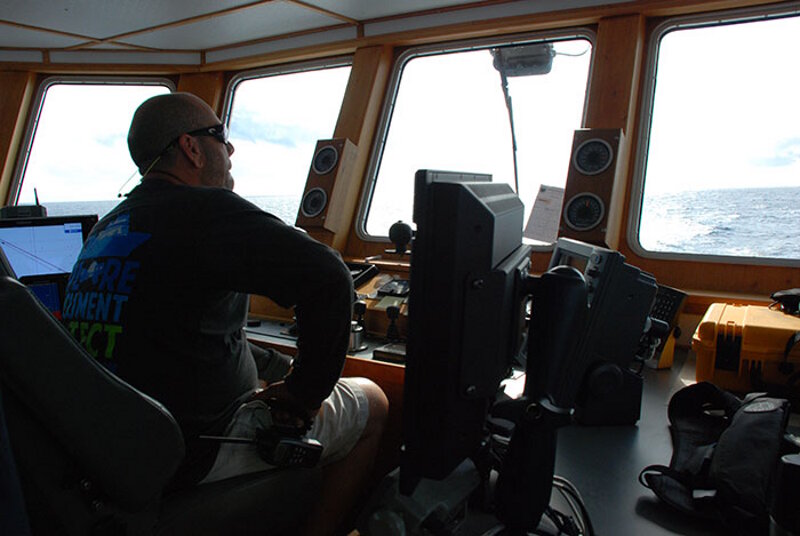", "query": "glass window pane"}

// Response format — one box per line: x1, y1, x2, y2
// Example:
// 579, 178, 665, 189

364, 37, 592, 240
639, 15, 800, 260
17, 83, 171, 218
226, 65, 351, 224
